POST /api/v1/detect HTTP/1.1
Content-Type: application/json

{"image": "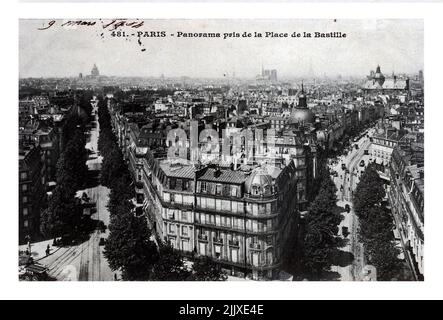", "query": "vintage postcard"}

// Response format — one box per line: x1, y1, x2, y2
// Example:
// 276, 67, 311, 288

18, 19, 424, 282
